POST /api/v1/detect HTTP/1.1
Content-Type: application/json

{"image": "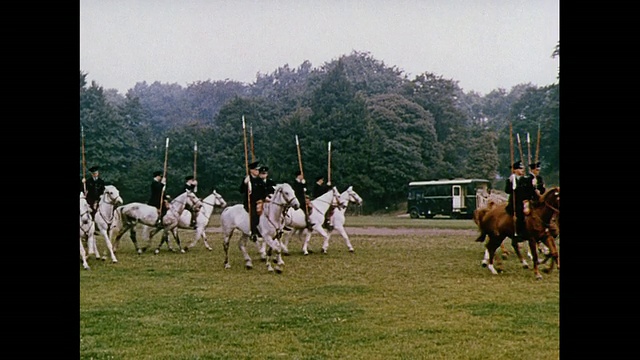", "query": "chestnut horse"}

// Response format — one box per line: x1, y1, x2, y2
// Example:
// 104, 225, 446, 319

474, 187, 560, 279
